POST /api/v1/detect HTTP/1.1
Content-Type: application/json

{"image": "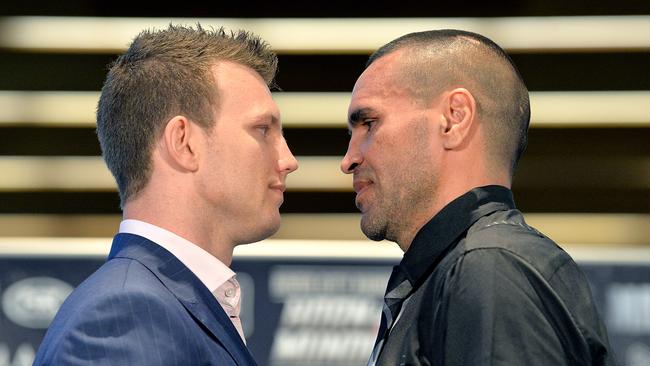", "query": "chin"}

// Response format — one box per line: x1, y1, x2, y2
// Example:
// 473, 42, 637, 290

360, 214, 387, 242
264, 217, 282, 237
242, 215, 281, 244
